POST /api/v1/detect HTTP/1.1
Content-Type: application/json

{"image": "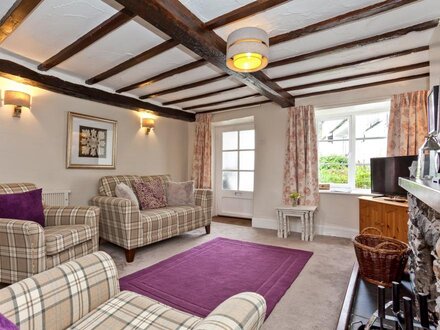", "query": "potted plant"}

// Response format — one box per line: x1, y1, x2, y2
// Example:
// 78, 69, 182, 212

289, 192, 301, 206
